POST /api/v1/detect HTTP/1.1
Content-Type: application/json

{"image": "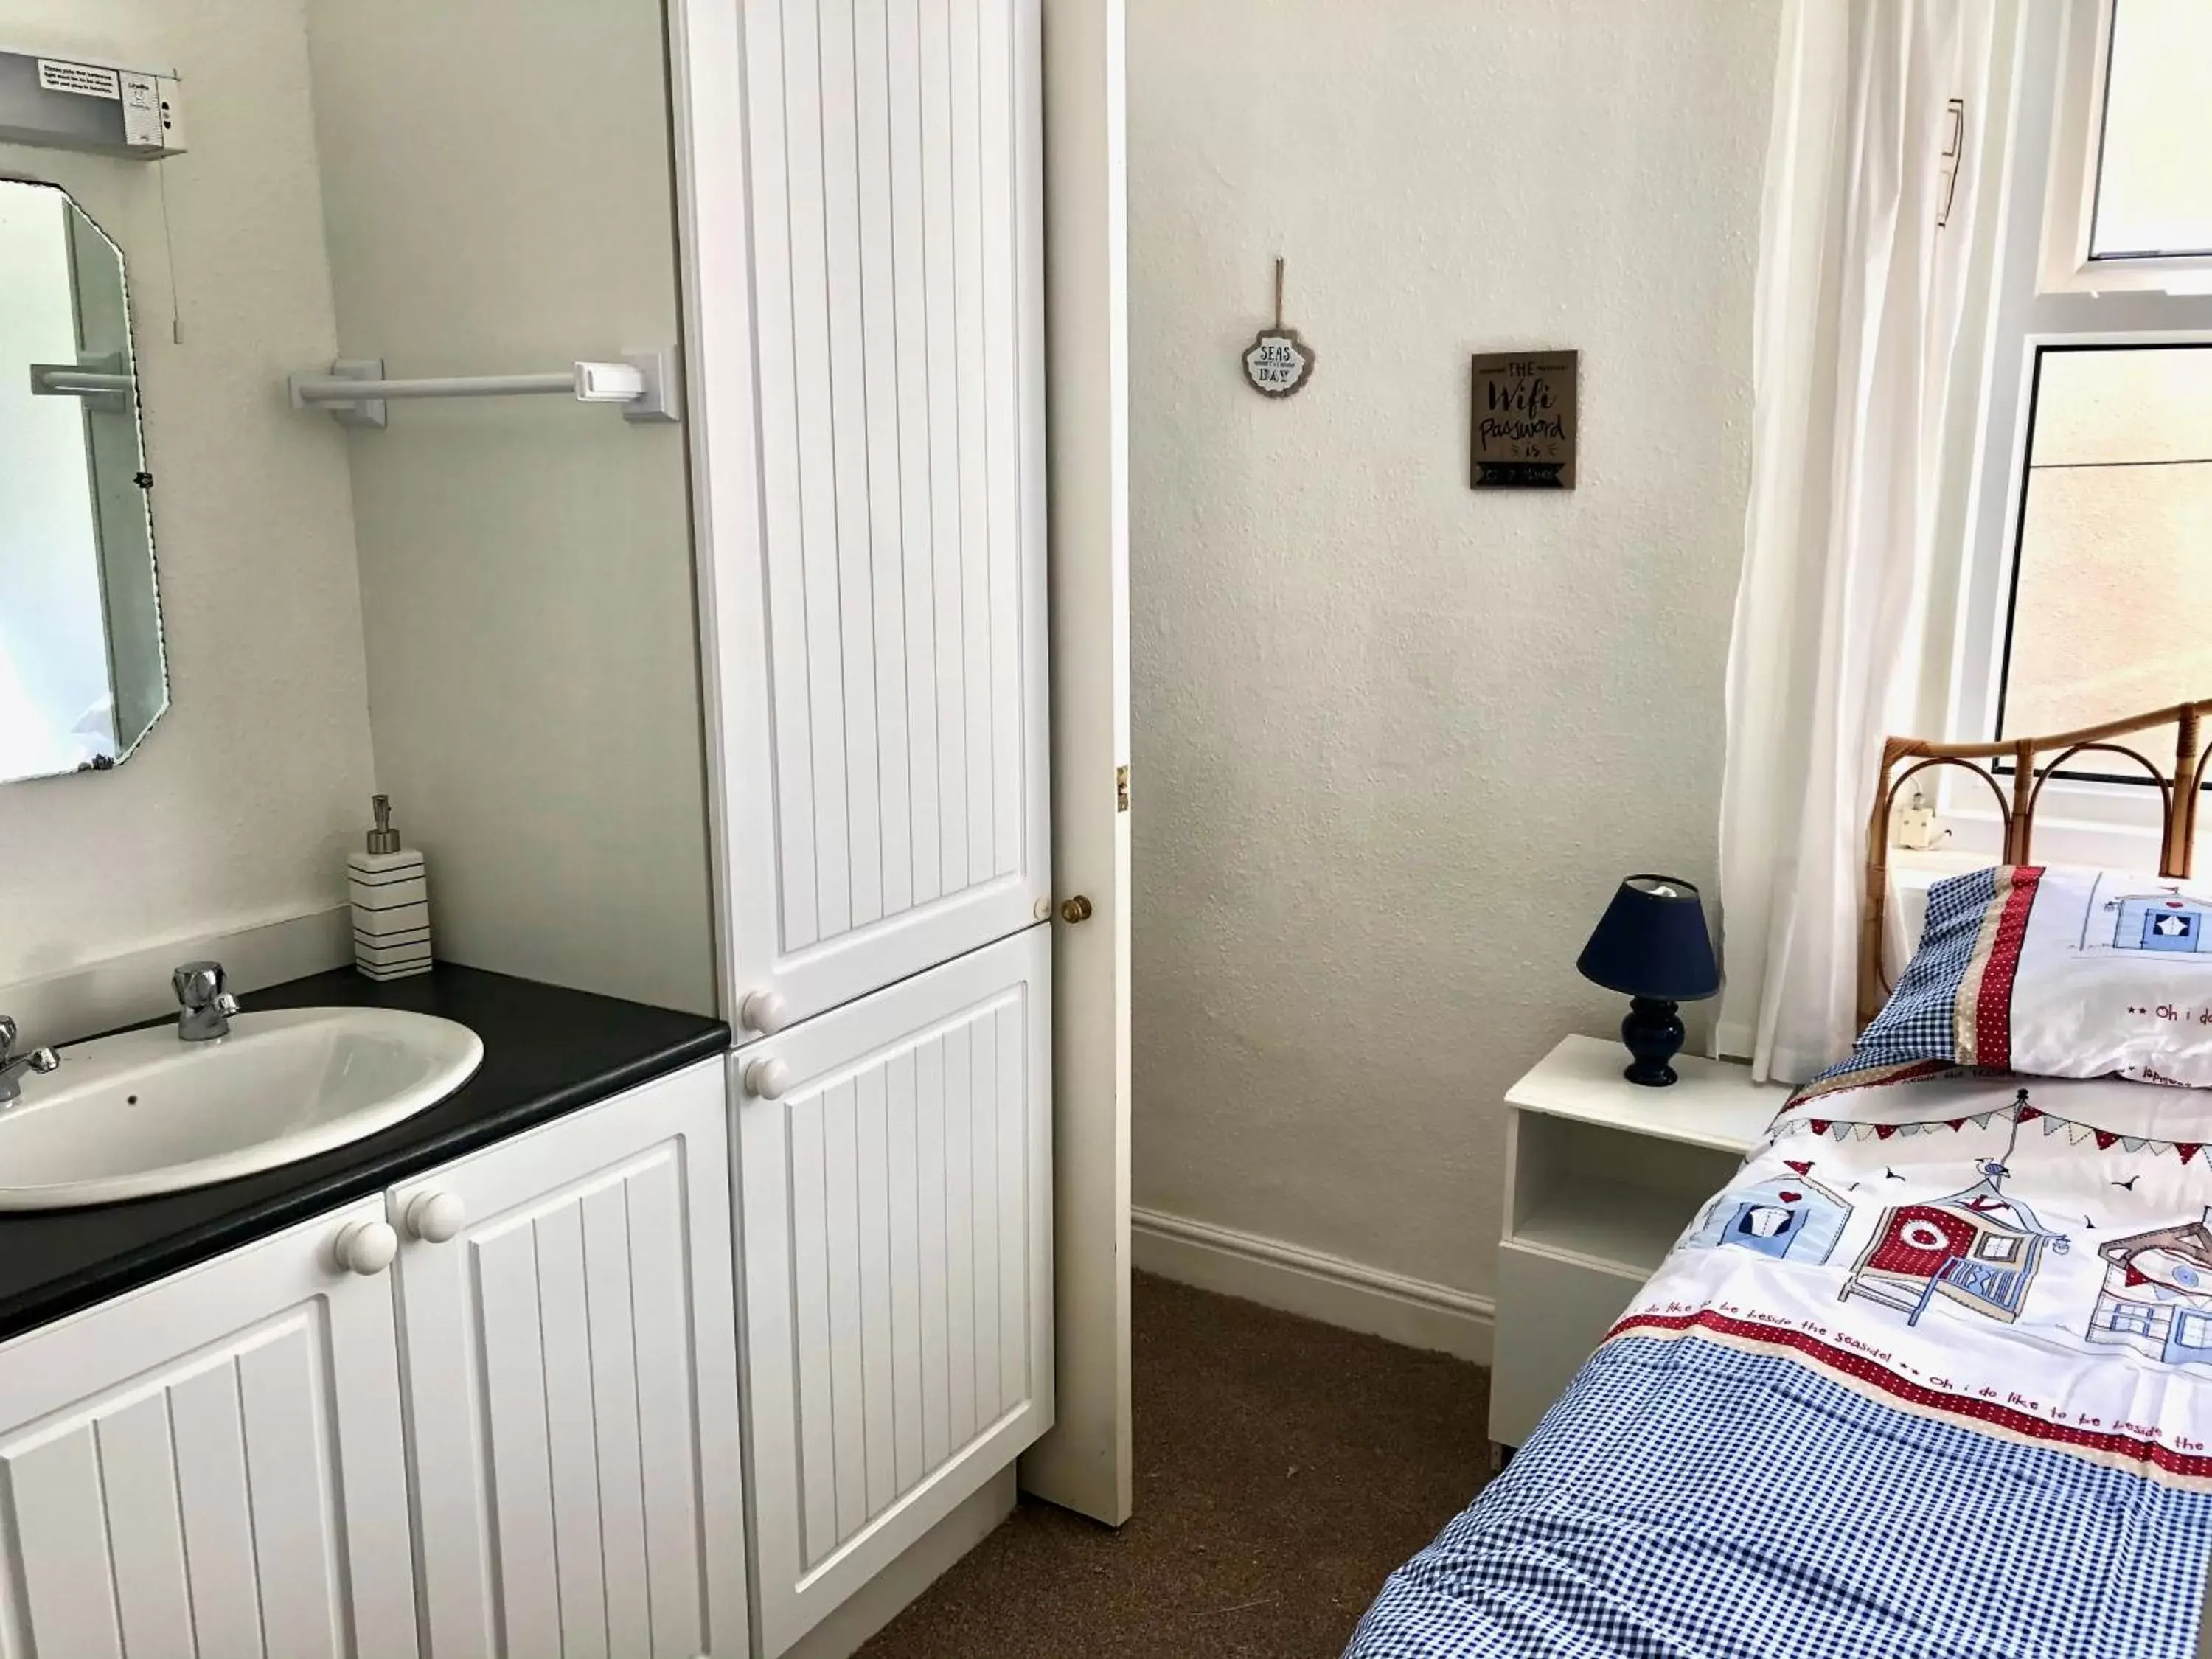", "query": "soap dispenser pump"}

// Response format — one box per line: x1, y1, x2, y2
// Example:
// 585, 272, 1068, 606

347, 794, 433, 980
